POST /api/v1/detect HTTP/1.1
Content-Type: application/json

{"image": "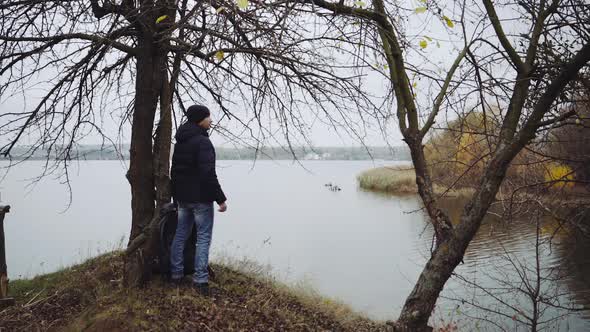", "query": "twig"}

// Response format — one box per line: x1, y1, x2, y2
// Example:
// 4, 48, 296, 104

23, 288, 45, 307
